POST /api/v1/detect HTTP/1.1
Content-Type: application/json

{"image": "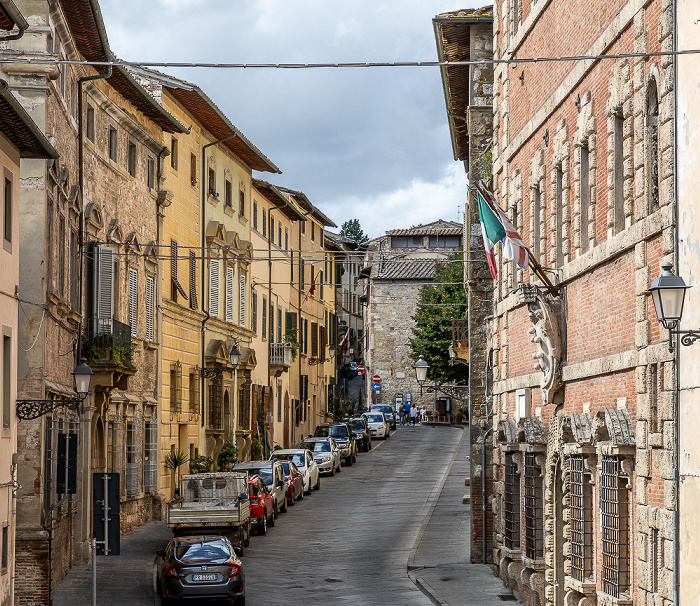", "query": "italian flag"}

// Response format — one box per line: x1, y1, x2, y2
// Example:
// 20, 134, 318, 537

477, 190, 505, 280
